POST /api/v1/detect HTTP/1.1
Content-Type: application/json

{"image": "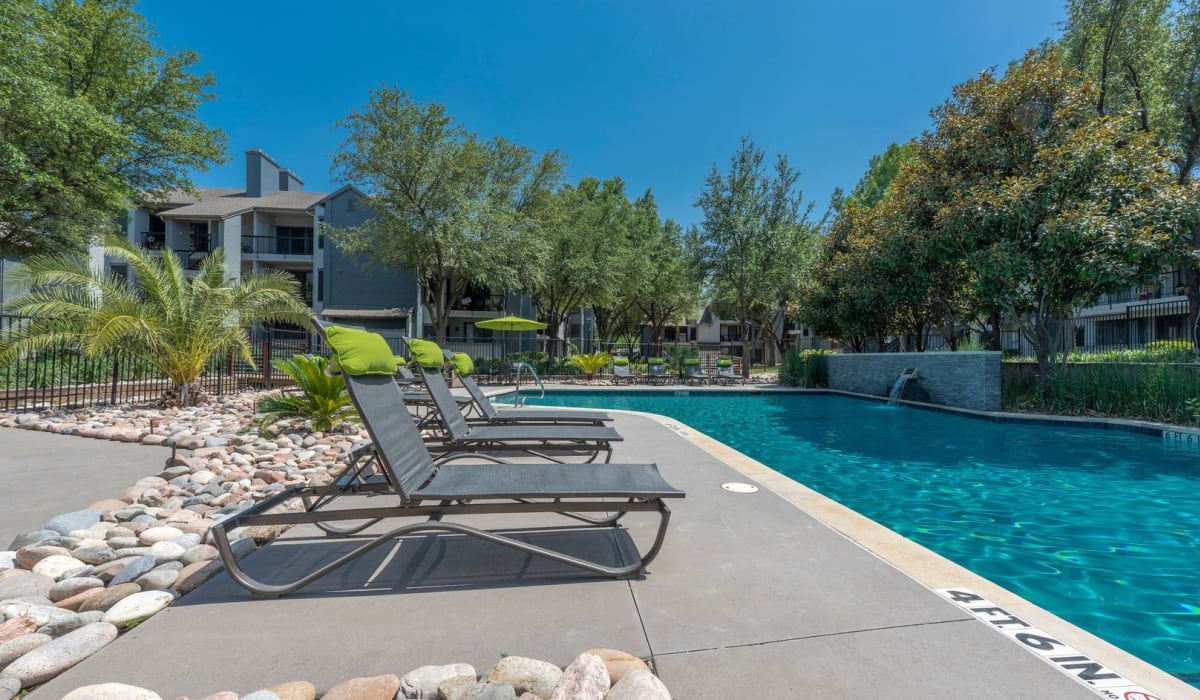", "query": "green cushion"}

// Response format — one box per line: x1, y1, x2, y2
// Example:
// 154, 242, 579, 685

647, 357, 664, 365
450, 352, 474, 377
394, 356, 407, 366
323, 326, 399, 376
717, 359, 733, 367
407, 338, 445, 370
612, 357, 629, 366
684, 358, 700, 366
